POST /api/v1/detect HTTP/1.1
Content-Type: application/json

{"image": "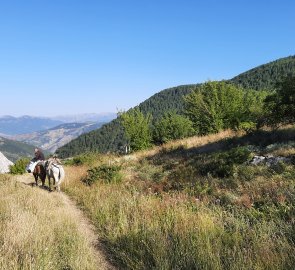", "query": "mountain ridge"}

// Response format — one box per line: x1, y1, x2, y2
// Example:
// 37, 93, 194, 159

53, 55, 295, 157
